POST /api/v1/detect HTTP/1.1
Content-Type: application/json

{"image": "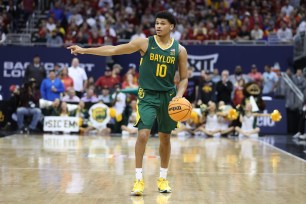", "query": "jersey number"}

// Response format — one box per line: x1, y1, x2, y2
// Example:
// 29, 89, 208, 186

156, 64, 167, 78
